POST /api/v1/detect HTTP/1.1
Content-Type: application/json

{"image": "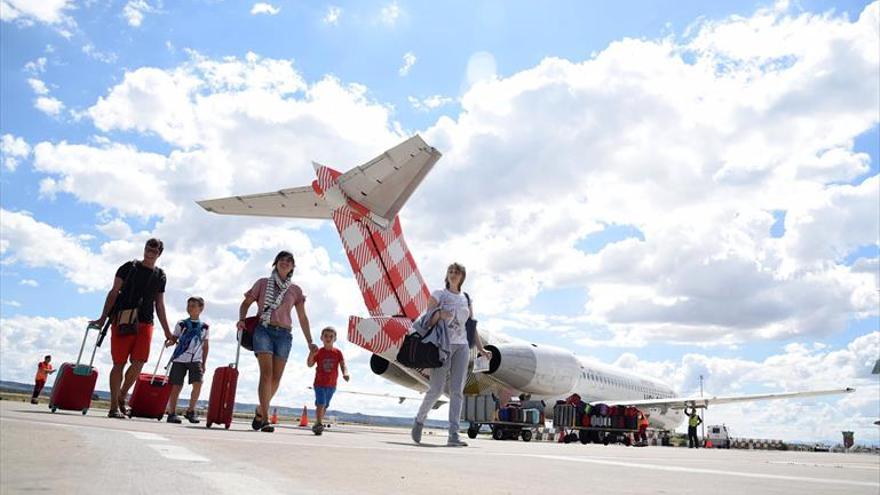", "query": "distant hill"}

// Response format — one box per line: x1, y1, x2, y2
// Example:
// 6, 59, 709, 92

0, 380, 447, 428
